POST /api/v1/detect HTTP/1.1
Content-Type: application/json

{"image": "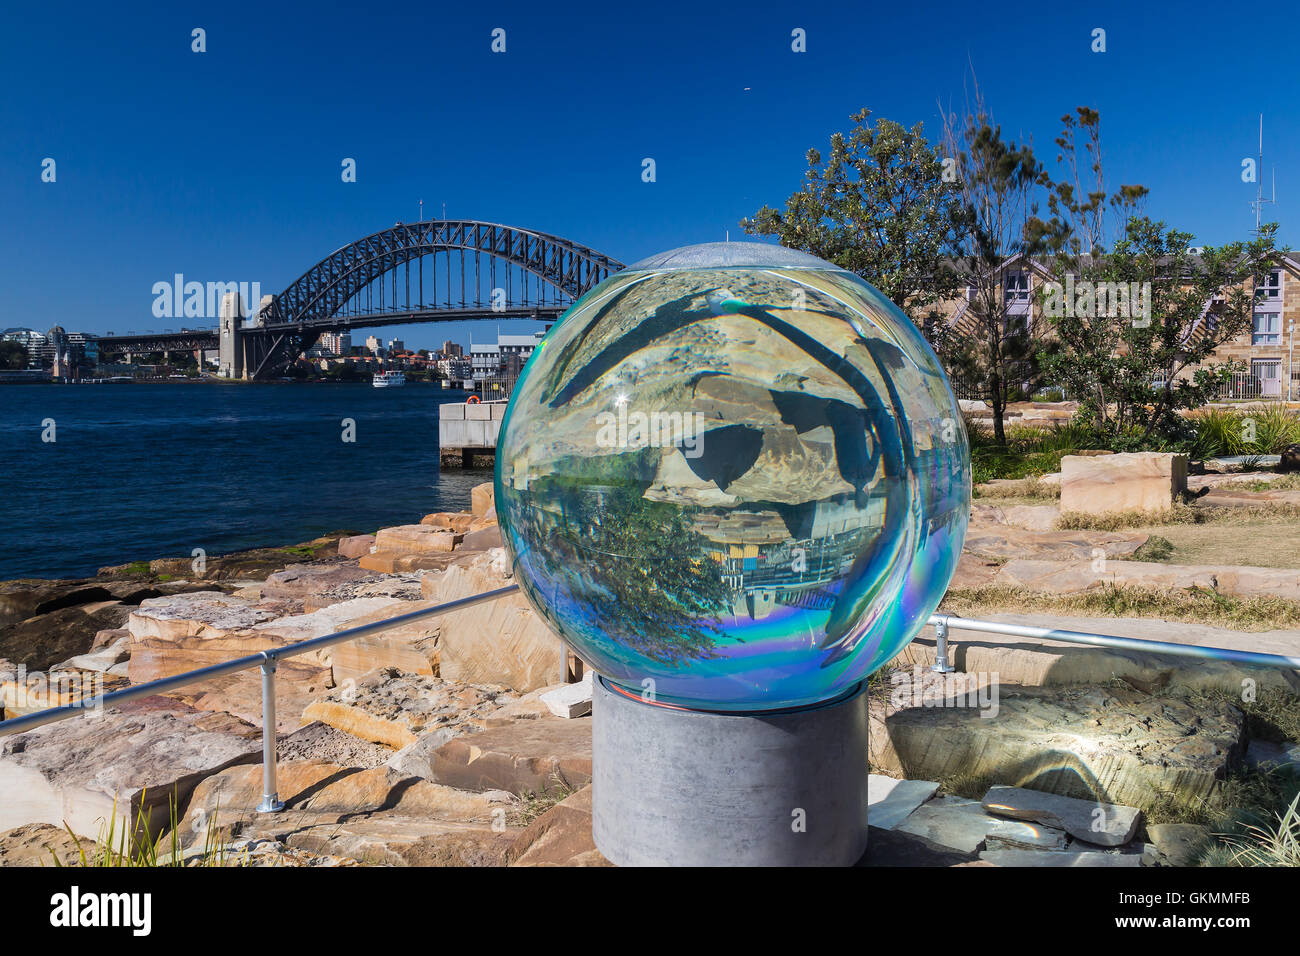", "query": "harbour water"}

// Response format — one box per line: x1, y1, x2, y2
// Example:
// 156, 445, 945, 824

0, 383, 485, 581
